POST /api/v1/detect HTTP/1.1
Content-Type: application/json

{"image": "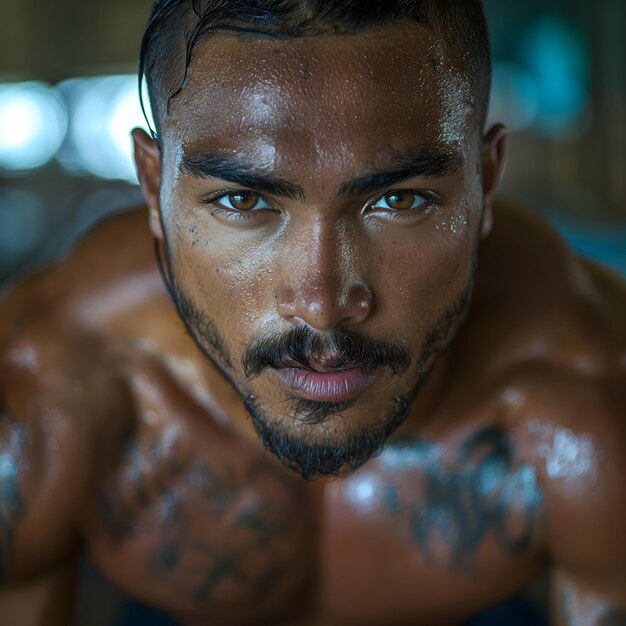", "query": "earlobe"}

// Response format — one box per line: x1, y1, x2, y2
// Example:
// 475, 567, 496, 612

132, 128, 163, 241
480, 204, 494, 240
480, 123, 508, 240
